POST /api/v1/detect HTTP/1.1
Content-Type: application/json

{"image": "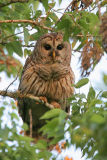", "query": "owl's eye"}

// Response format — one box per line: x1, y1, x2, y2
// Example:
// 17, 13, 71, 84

57, 44, 64, 50
44, 44, 51, 50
